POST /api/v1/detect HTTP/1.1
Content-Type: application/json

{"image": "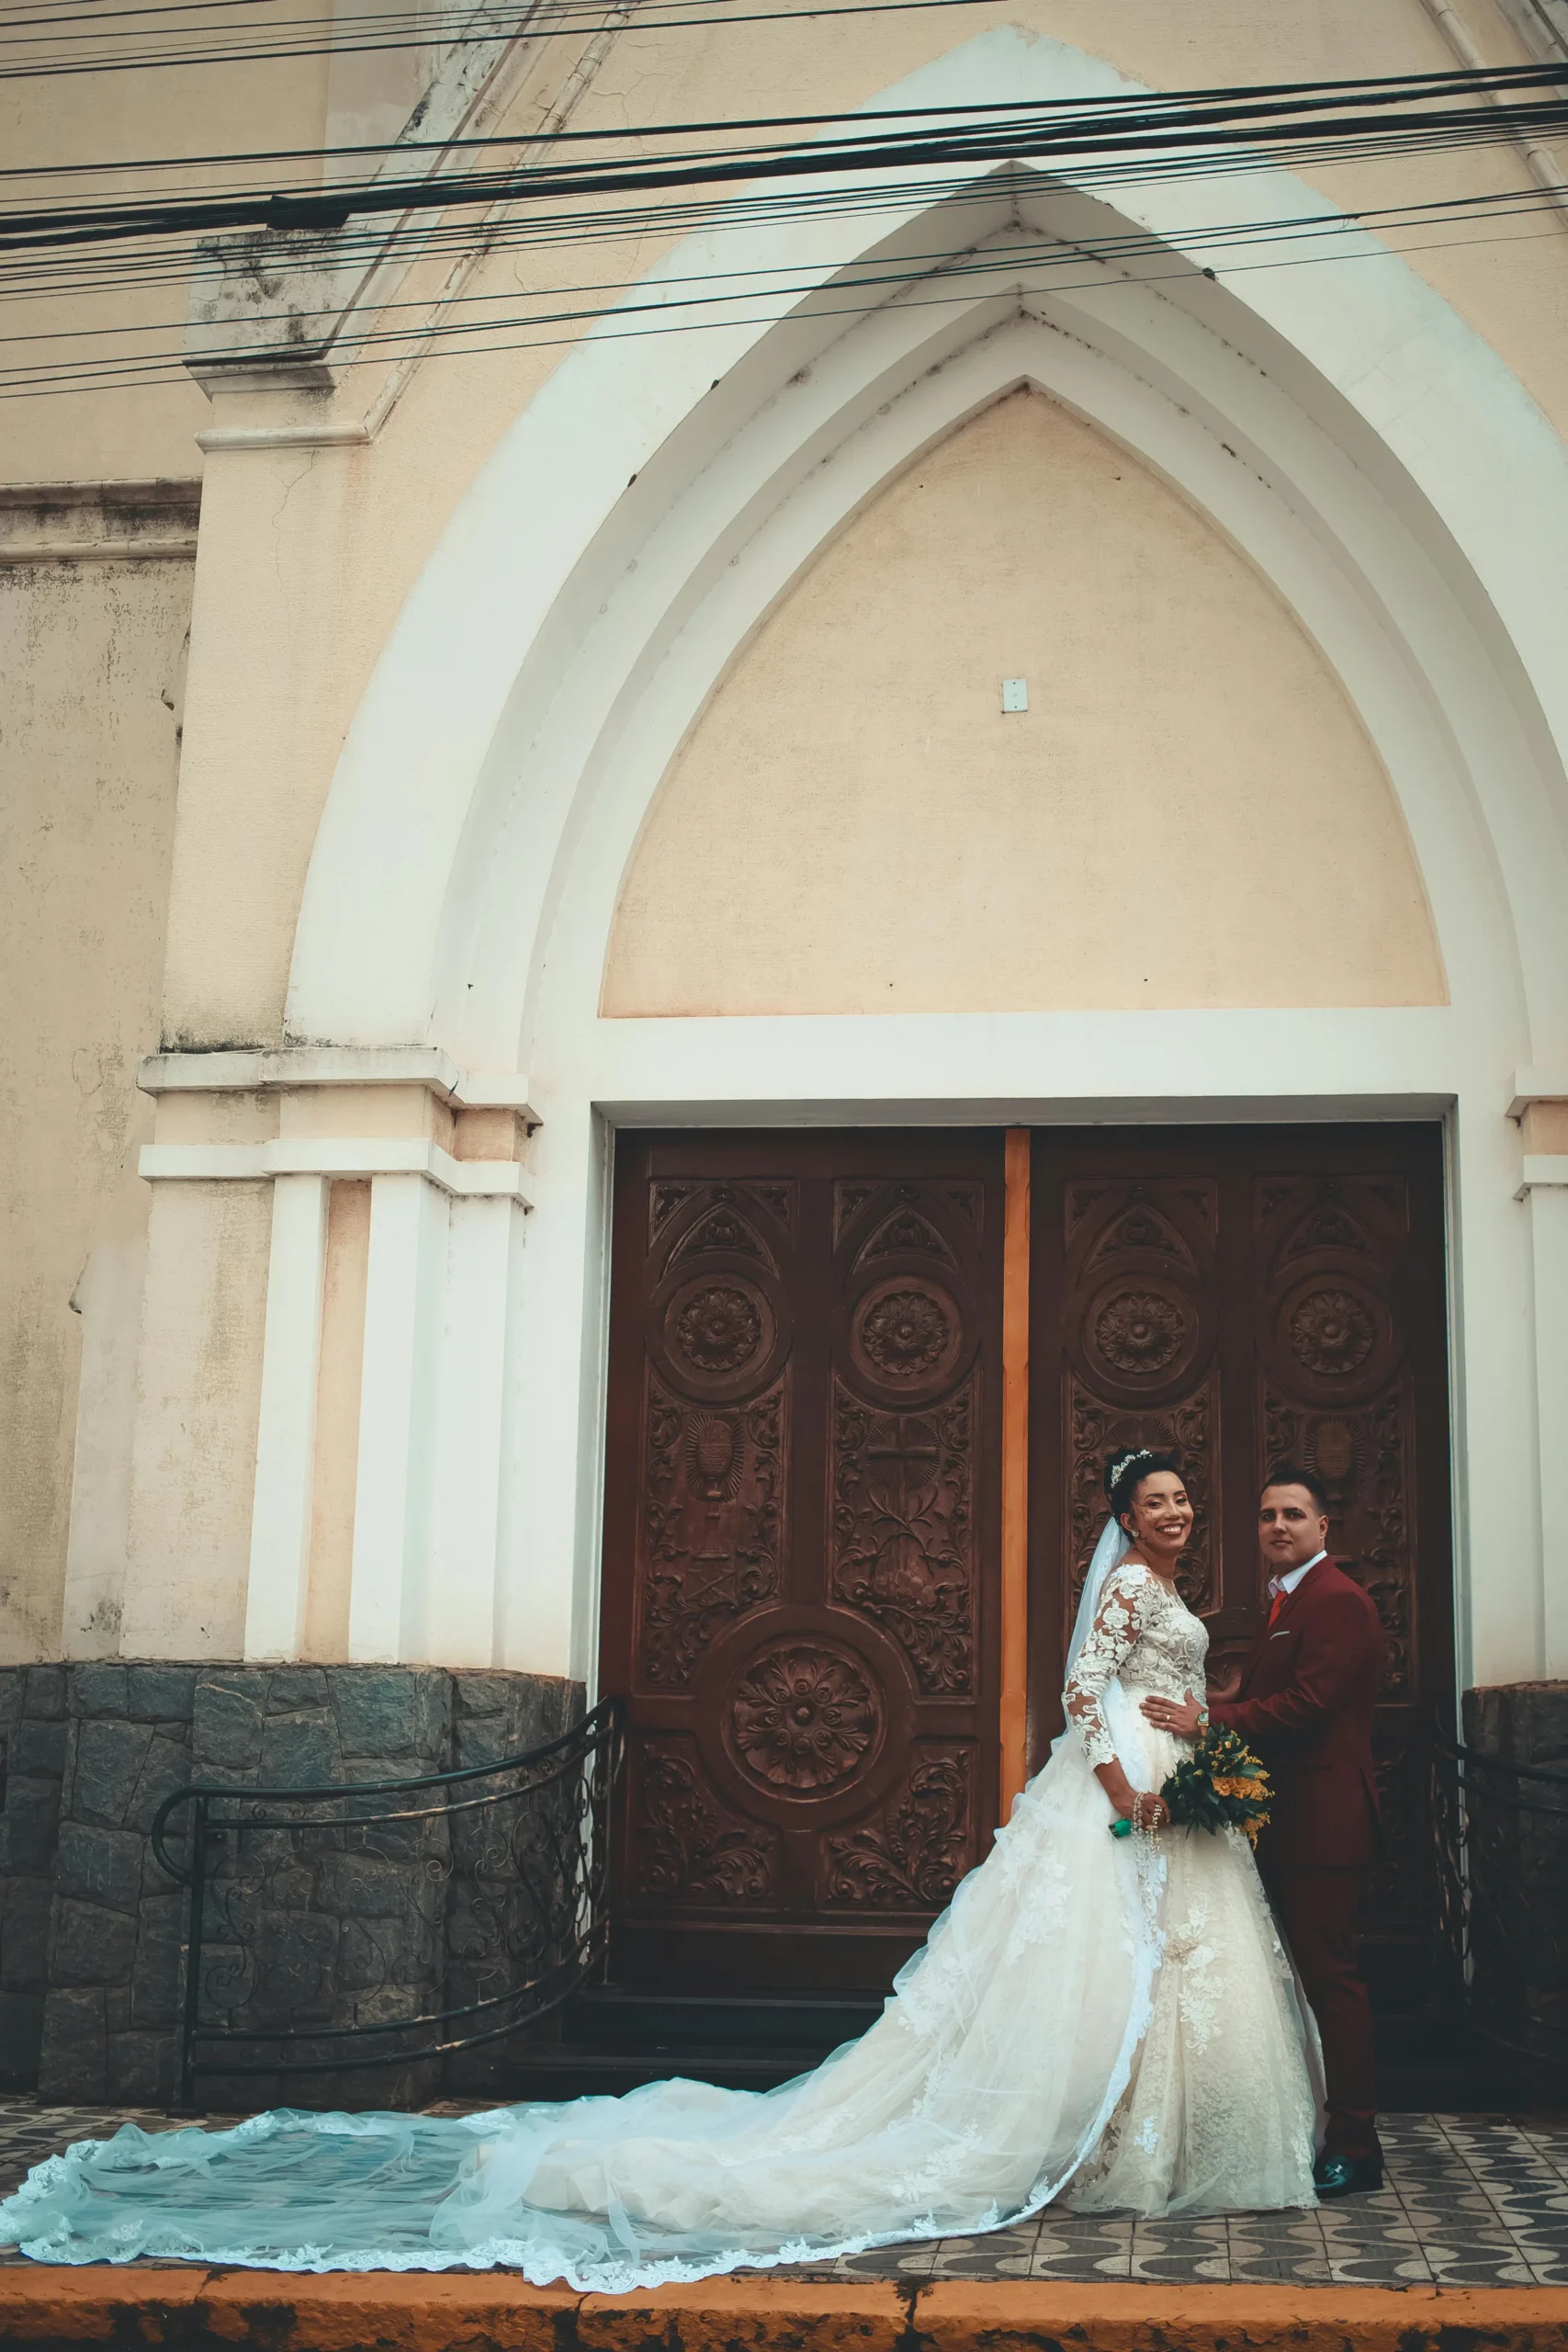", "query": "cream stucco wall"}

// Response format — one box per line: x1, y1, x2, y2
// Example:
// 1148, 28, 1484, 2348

64, 0, 1560, 1059
0, 554, 190, 1664
604, 390, 1447, 1019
